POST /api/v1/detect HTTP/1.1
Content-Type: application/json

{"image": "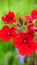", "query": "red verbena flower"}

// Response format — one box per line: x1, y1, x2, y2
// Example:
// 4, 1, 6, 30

27, 23, 37, 32
2, 12, 16, 24
31, 10, 37, 19
27, 23, 34, 32
25, 16, 33, 25
0, 26, 17, 42
25, 16, 33, 22
13, 32, 37, 56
